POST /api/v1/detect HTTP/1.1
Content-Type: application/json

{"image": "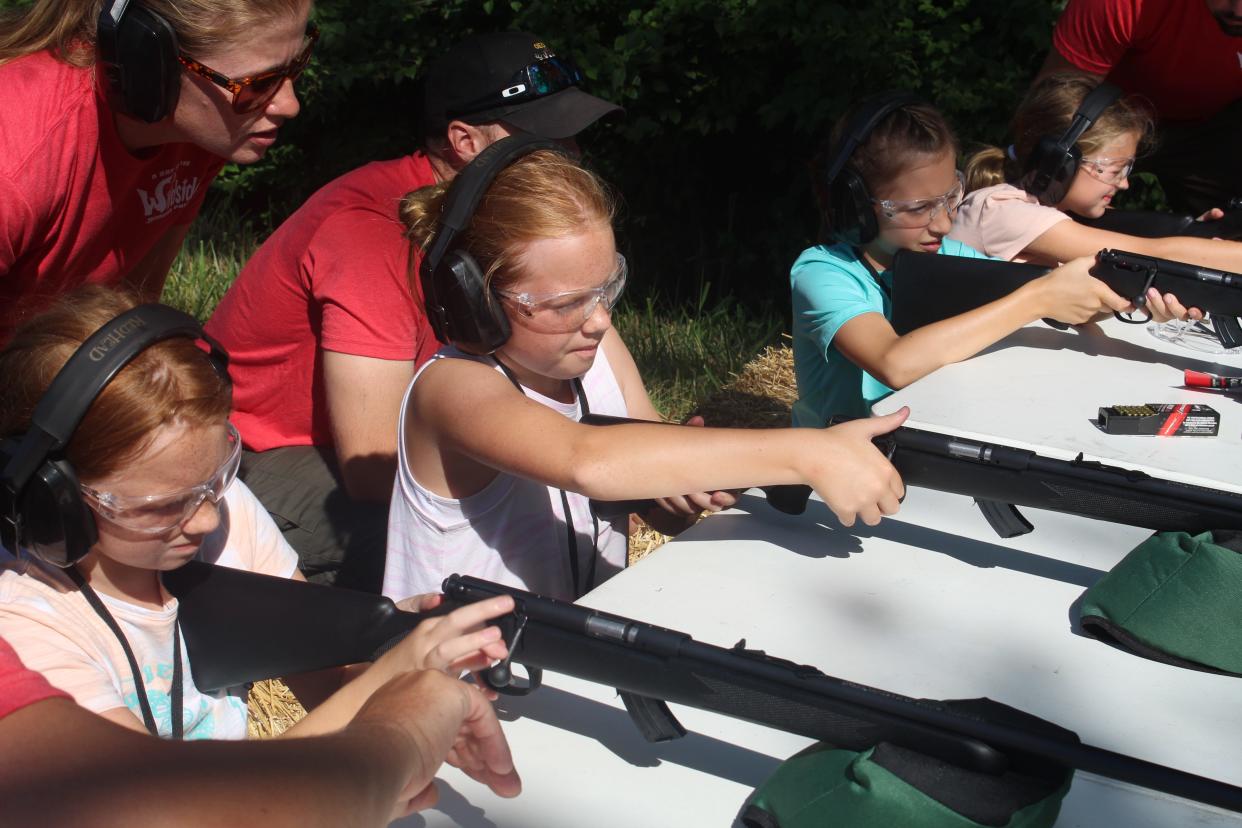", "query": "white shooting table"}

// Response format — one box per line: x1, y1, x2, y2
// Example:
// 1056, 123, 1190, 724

399, 486, 1242, 828
872, 318, 1242, 493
